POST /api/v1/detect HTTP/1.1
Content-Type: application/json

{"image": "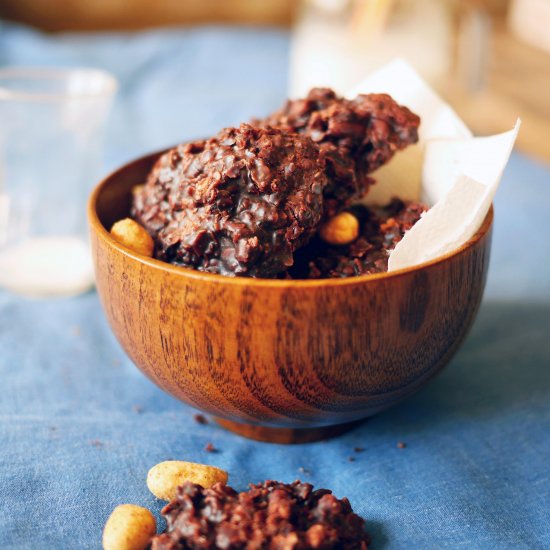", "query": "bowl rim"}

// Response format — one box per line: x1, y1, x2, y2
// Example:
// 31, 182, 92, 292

89, 151, 494, 288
